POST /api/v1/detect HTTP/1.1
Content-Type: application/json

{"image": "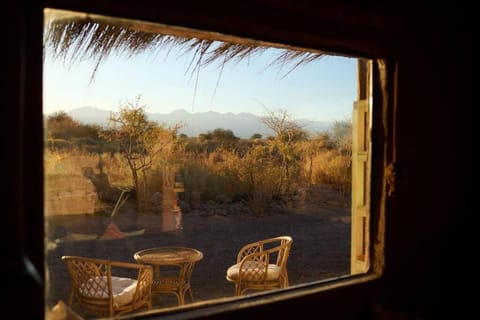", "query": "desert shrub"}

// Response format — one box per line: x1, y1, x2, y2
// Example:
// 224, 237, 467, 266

46, 138, 73, 151
45, 132, 352, 215
218, 145, 287, 214
312, 150, 351, 201
181, 161, 210, 196
206, 149, 246, 197
98, 152, 132, 187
